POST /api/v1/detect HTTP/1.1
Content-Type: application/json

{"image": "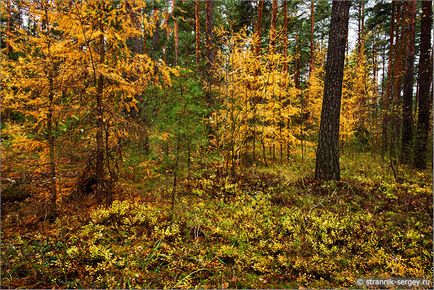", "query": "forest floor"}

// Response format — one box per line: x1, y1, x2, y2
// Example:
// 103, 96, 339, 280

1, 152, 432, 288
